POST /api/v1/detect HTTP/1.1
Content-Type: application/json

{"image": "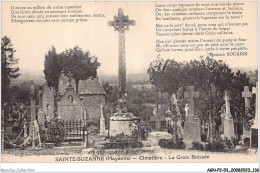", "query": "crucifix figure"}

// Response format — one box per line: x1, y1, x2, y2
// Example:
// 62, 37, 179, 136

184, 86, 199, 121
108, 8, 135, 102
242, 86, 252, 109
